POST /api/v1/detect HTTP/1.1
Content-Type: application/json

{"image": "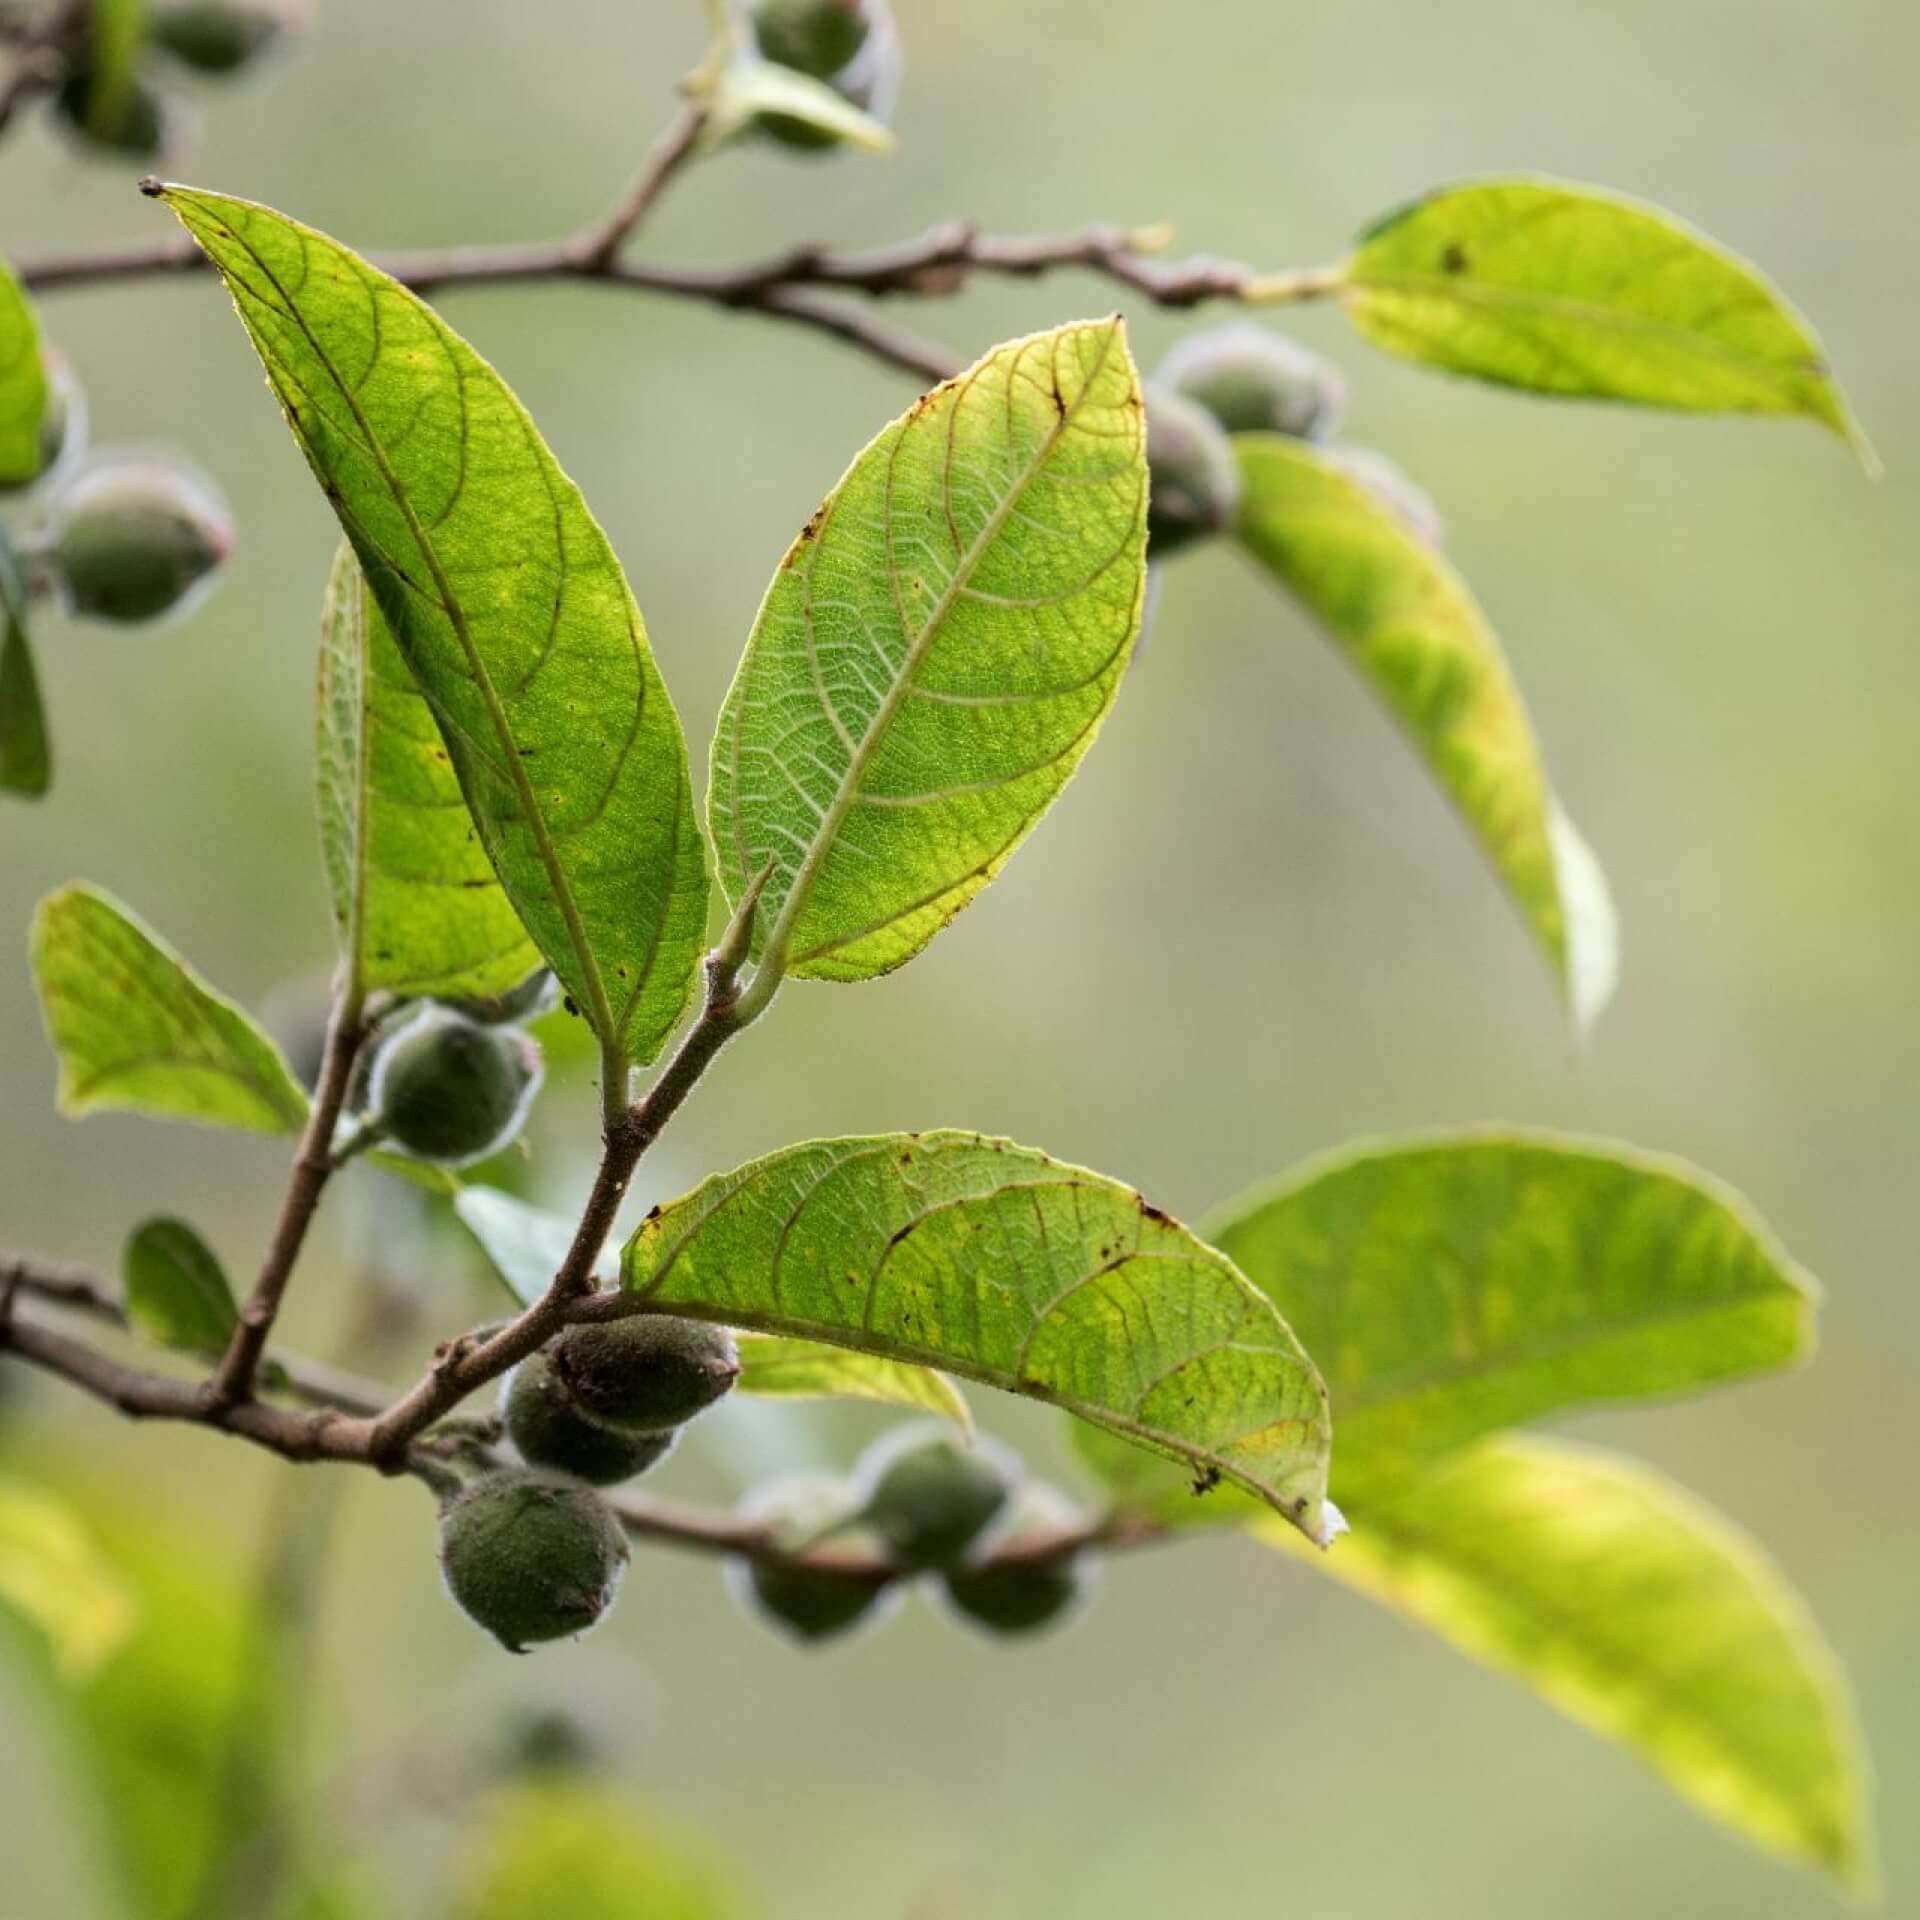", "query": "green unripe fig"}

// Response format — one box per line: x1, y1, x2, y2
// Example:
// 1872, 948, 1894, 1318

752, 0, 869, 76
42, 452, 233, 625
440, 967, 559, 1028
438, 1470, 630, 1654
855, 1424, 1019, 1572
1143, 384, 1242, 557
748, 0, 901, 152
939, 1482, 1098, 1638
504, 1353, 677, 1487
366, 1005, 544, 1167
149, 1, 296, 76
1158, 323, 1347, 443
725, 1473, 899, 1645
53, 62, 182, 160
549, 1317, 740, 1436
1326, 445, 1445, 548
